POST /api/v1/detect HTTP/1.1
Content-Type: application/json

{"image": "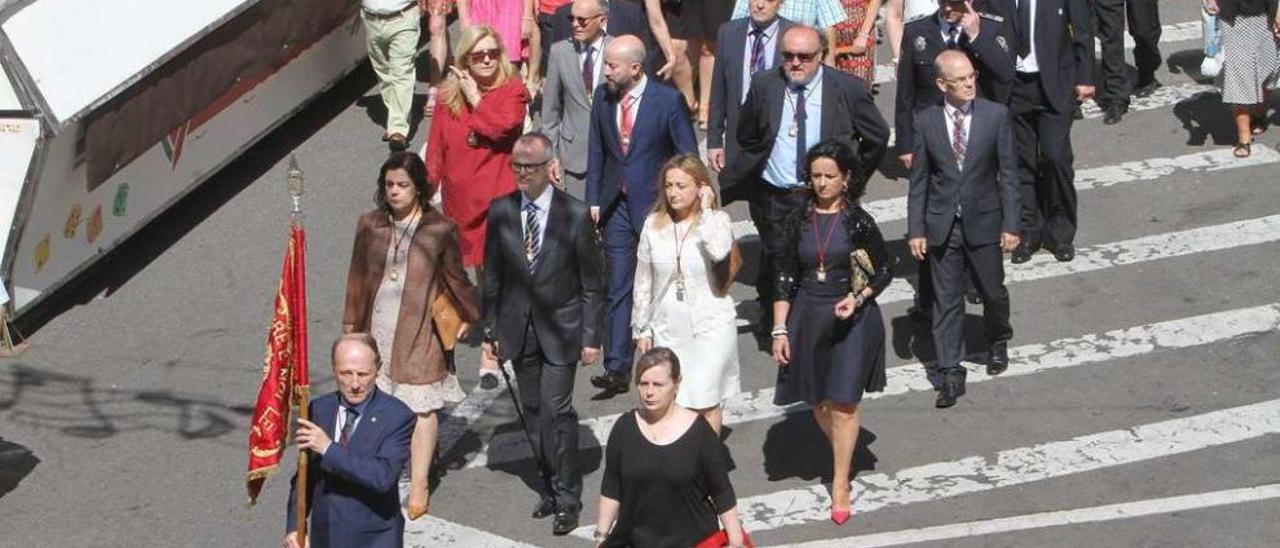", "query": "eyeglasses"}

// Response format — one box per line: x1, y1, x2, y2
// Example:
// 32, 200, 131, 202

568, 13, 603, 27
512, 160, 550, 174
781, 50, 820, 64
468, 48, 501, 64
